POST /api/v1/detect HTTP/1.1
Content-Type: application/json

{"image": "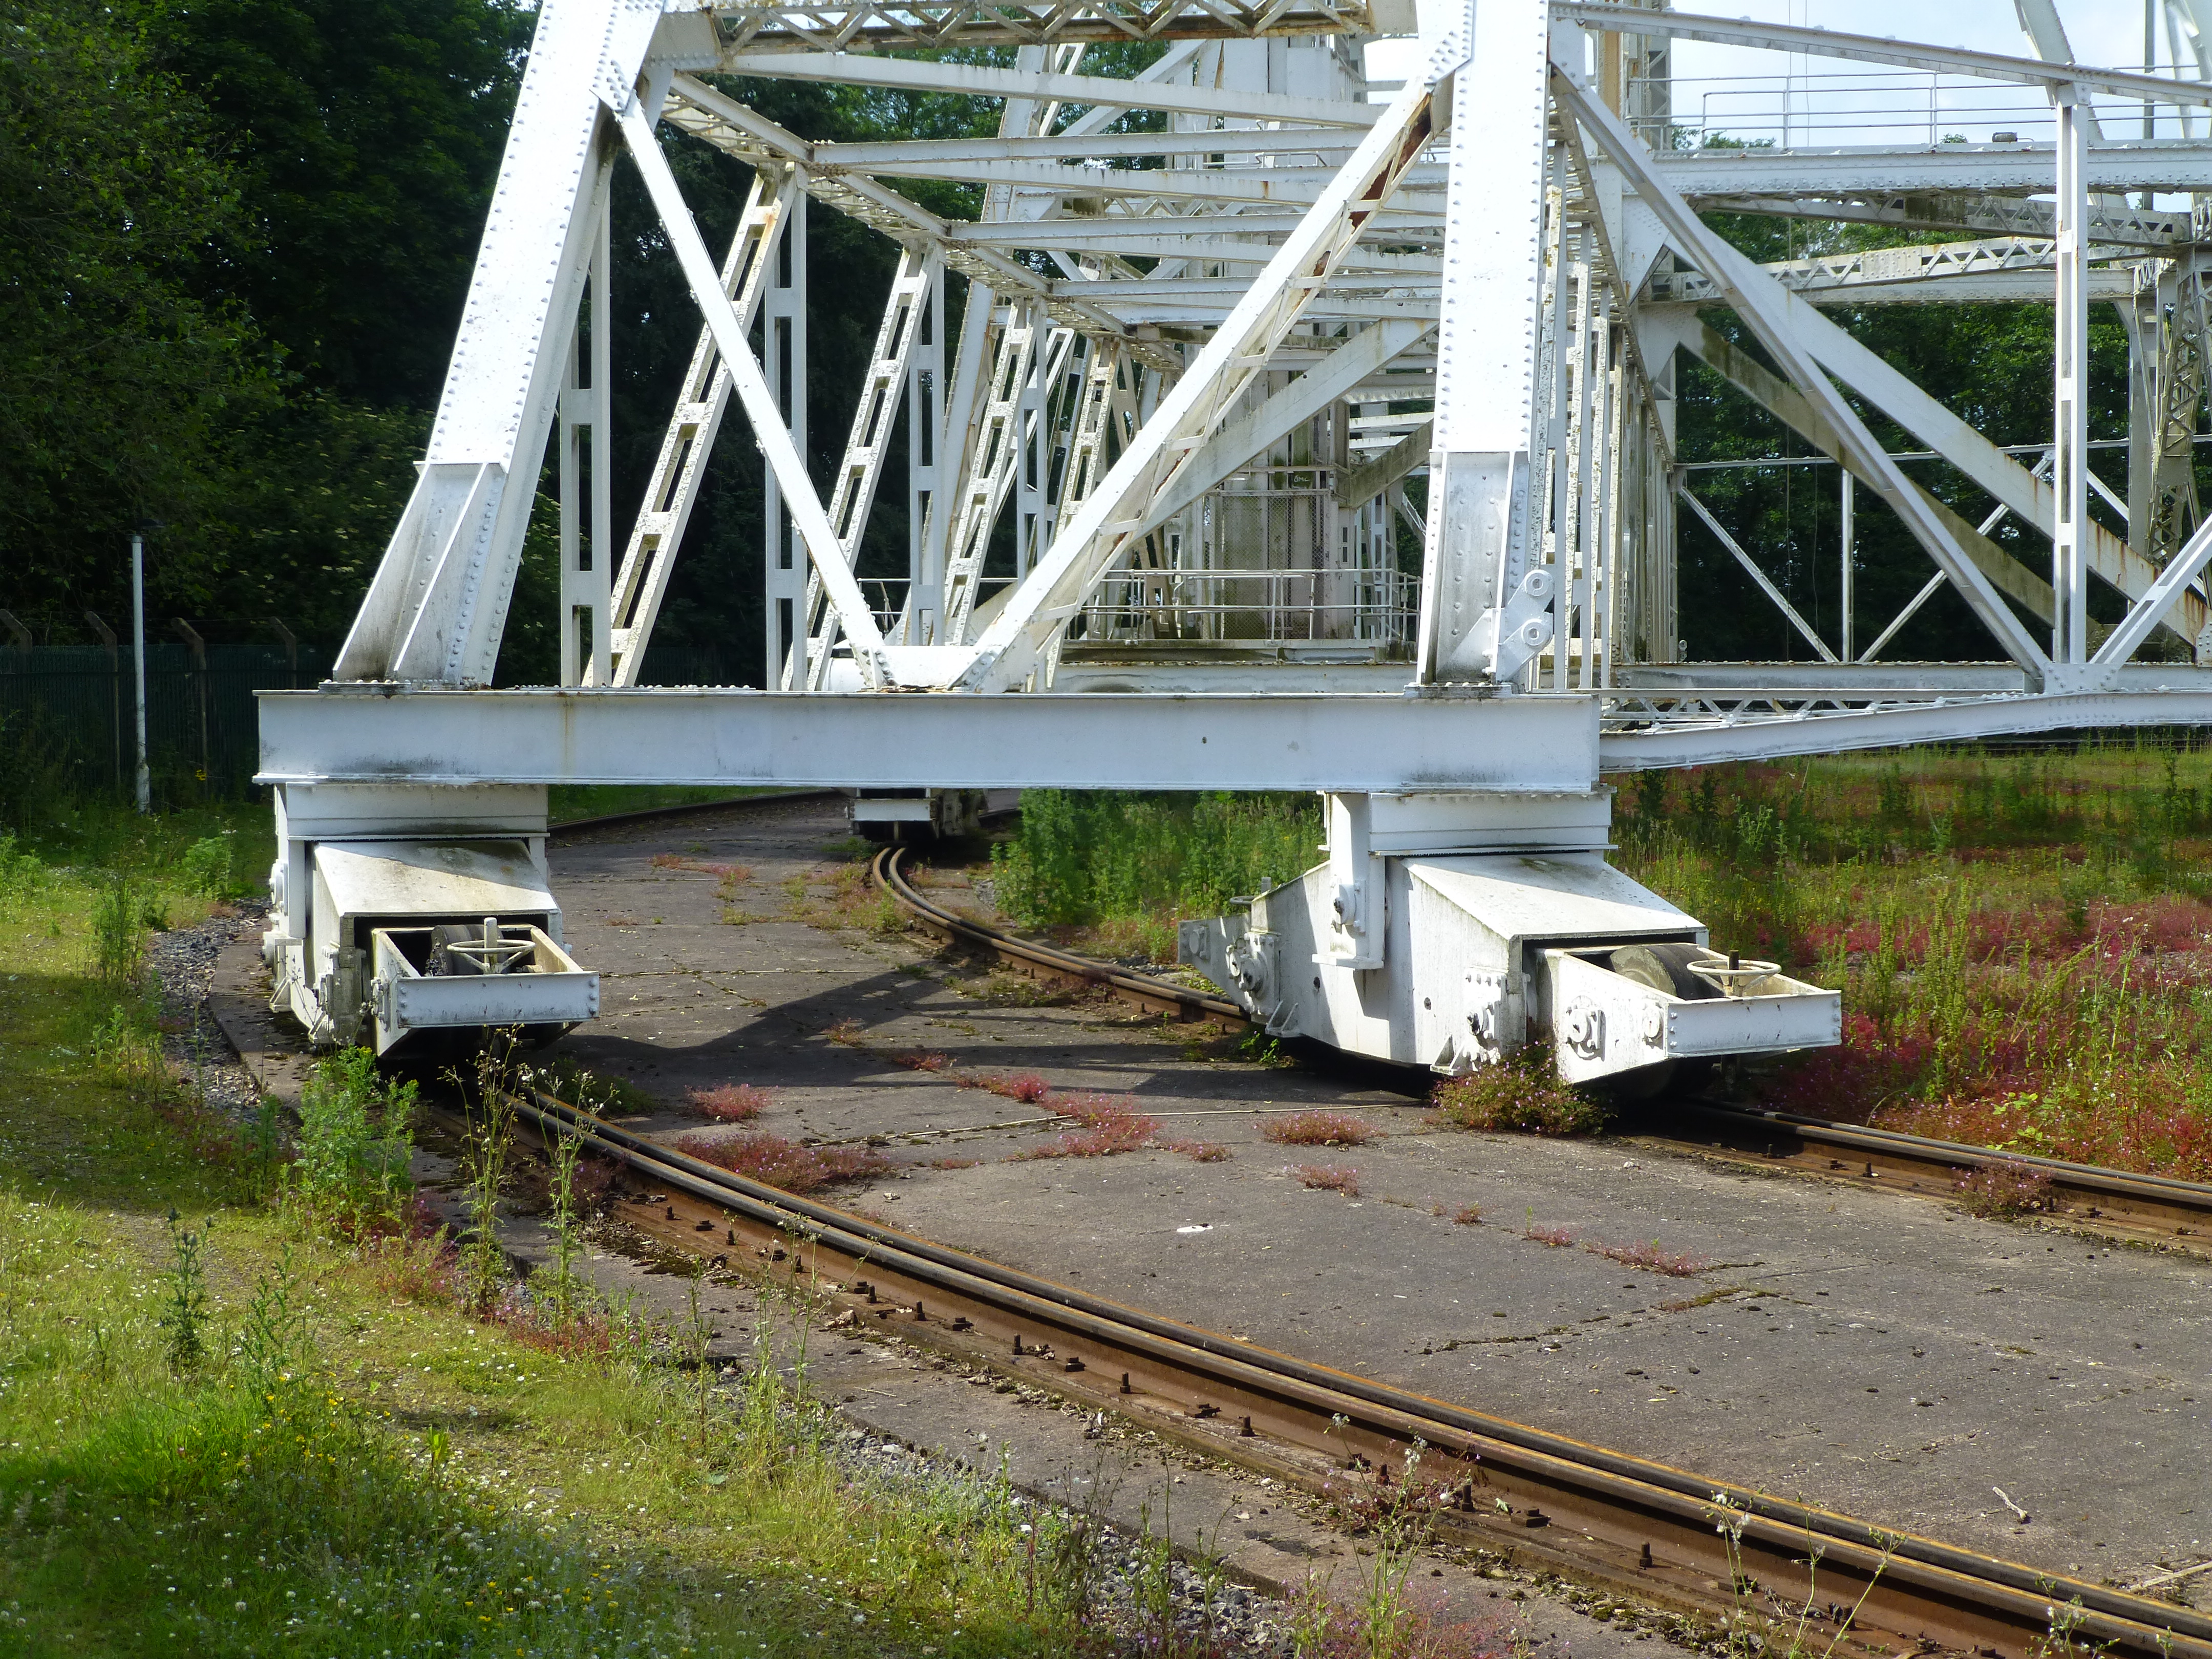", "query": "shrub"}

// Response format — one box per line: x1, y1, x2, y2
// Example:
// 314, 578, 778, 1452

990, 789, 1322, 930
687, 1083, 771, 1122
1295, 1163, 1360, 1196
1163, 1139, 1231, 1162
1953, 1159, 2056, 1219
1262, 1109, 1379, 1147
672, 1131, 890, 1195
963, 1070, 1053, 1105
290, 1048, 417, 1225
180, 835, 235, 897
1013, 1092, 1159, 1160
0, 831, 45, 906
1431, 1053, 1607, 1137
90, 871, 145, 984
